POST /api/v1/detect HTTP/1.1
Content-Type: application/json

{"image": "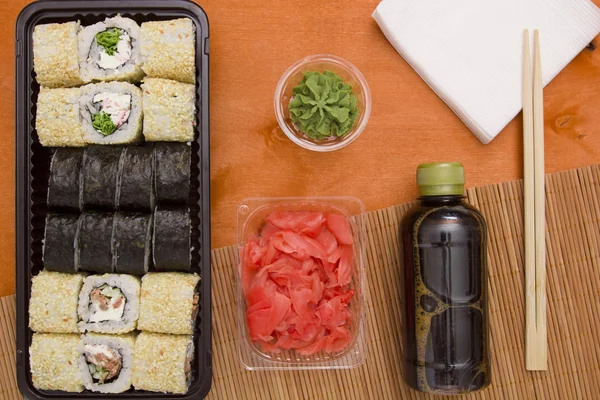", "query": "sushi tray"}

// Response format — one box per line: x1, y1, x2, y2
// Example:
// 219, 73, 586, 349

15, 0, 211, 399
